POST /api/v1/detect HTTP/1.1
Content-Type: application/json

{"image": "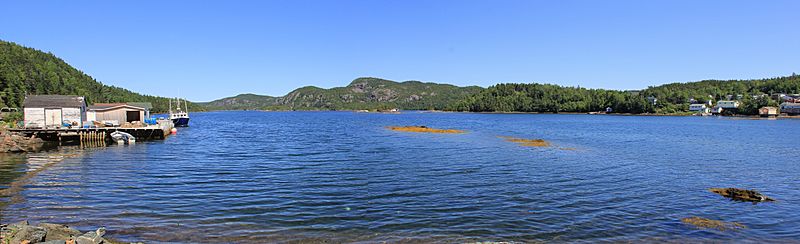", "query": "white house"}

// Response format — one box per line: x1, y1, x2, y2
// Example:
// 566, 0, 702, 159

689, 104, 707, 111
23, 95, 86, 128
716, 100, 740, 109
781, 102, 800, 115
